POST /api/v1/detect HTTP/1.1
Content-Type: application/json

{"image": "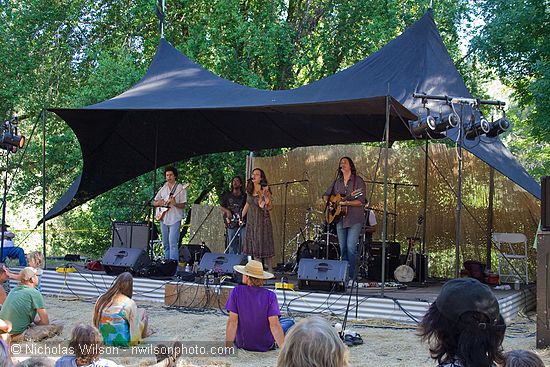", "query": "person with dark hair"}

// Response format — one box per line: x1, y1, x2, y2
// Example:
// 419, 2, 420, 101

418, 277, 506, 367
503, 350, 545, 367
92, 272, 151, 347
323, 157, 366, 283
242, 168, 275, 273
153, 166, 187, 261
220, 176, 247, 254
